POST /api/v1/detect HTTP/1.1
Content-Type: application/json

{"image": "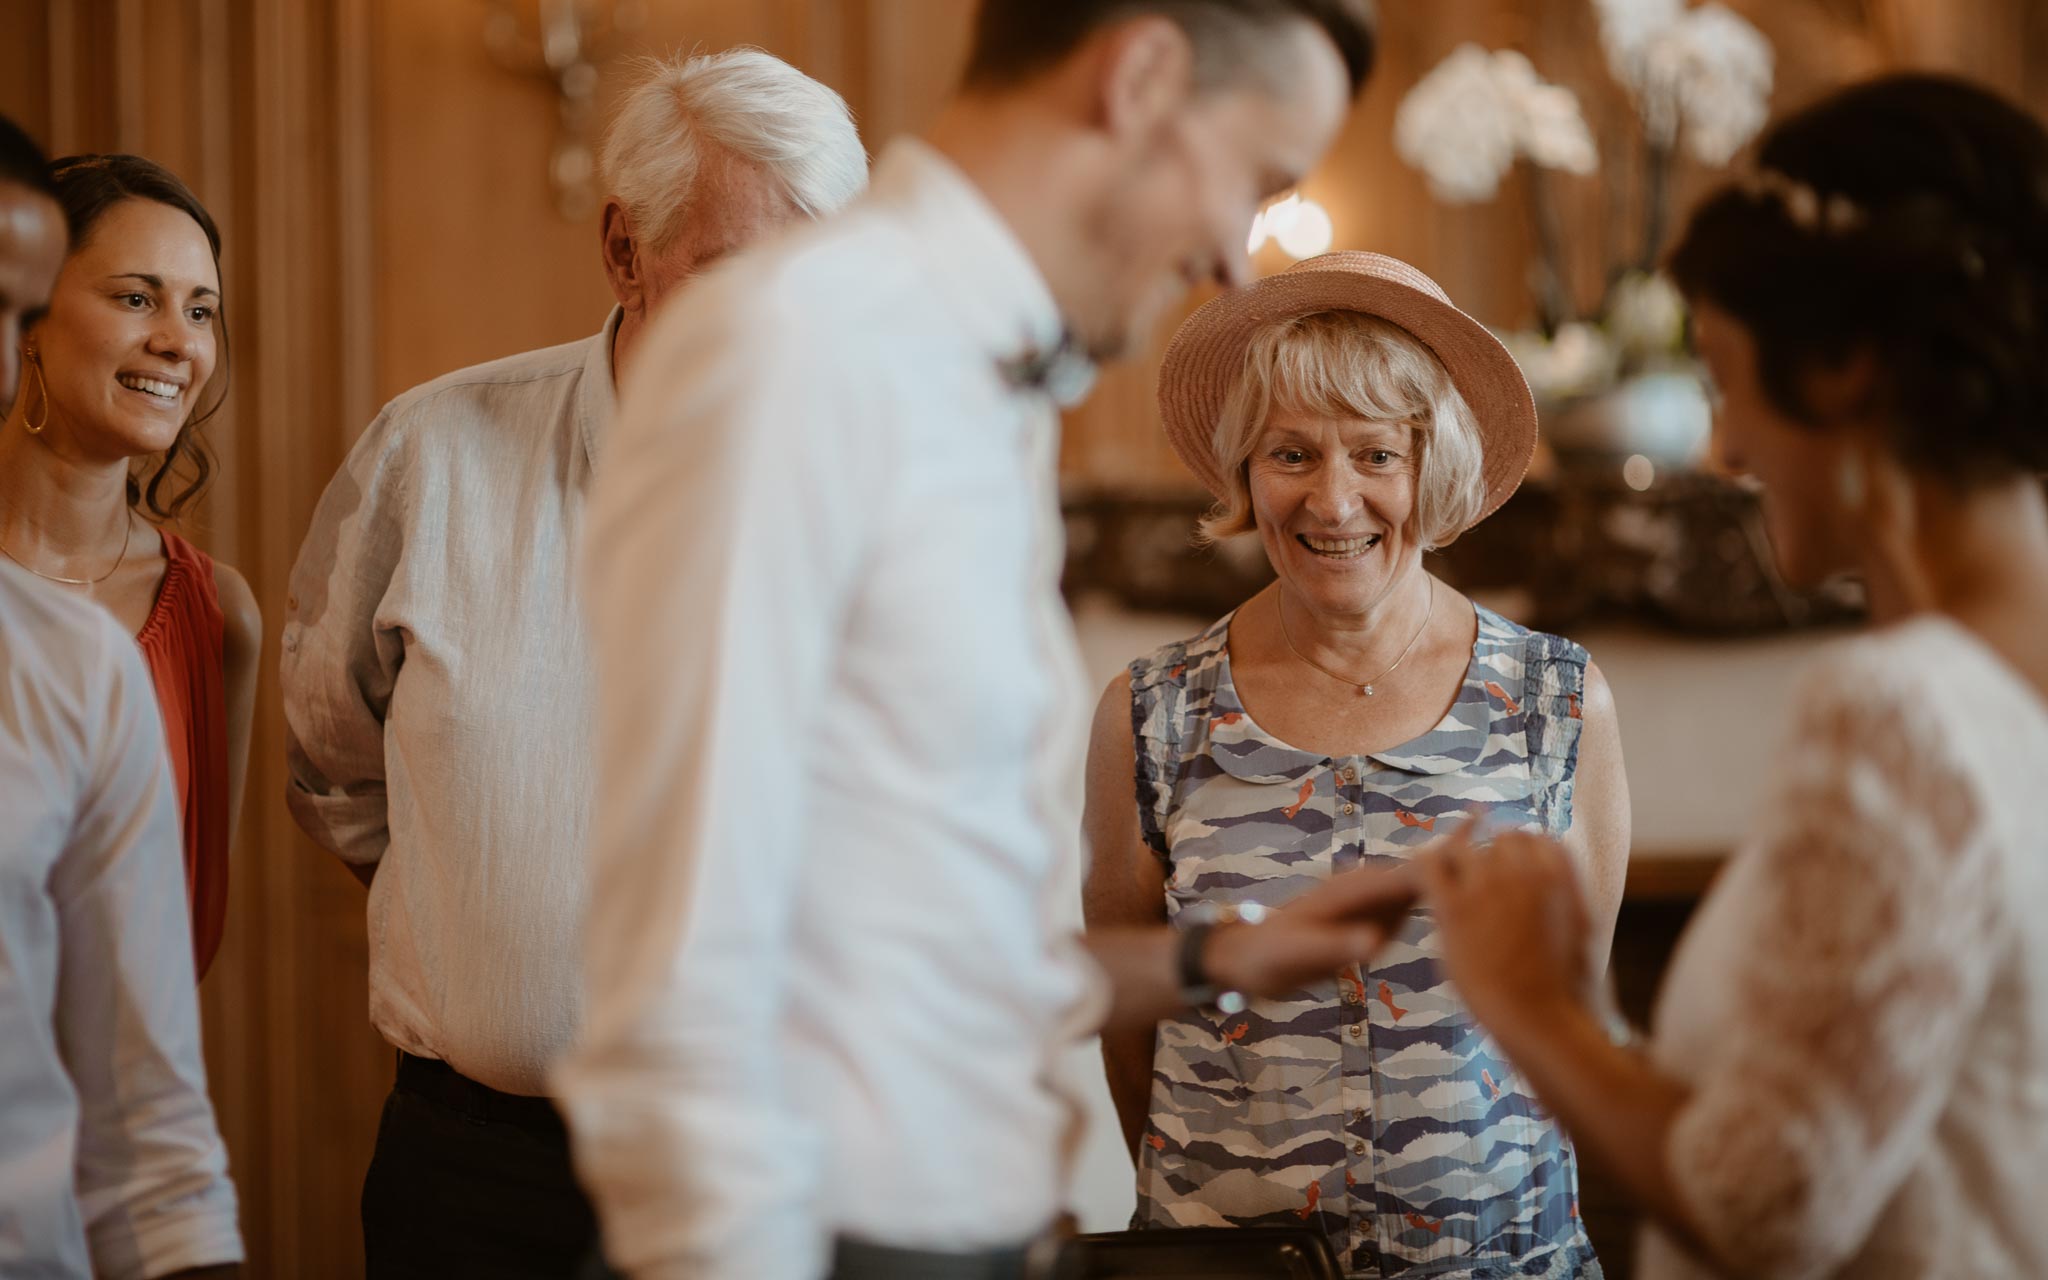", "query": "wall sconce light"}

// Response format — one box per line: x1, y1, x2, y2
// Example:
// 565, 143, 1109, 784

1248, 193, 1335, 261
484, 0, 647, 219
